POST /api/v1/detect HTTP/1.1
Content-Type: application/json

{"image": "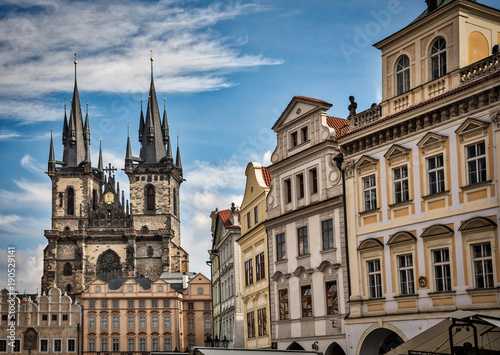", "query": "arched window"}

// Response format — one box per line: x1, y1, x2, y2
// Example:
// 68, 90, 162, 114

65, 284, 72, 294
92, 189, 97, 211
173, 188, 177, 216
146, 185, 155, 211
67, 188, 75, 215
431, 38, 446, 80
396, 56, 410, 96
63, 262, 72, 276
